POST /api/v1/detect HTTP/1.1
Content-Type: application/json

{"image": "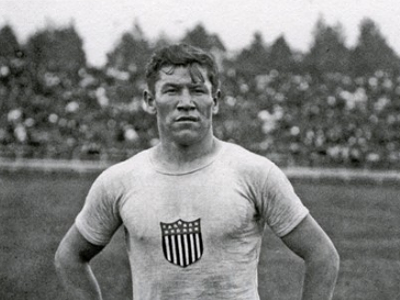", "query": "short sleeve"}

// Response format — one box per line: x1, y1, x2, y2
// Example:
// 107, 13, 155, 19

75, 172, 122, 245
262, 164, 309, 237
